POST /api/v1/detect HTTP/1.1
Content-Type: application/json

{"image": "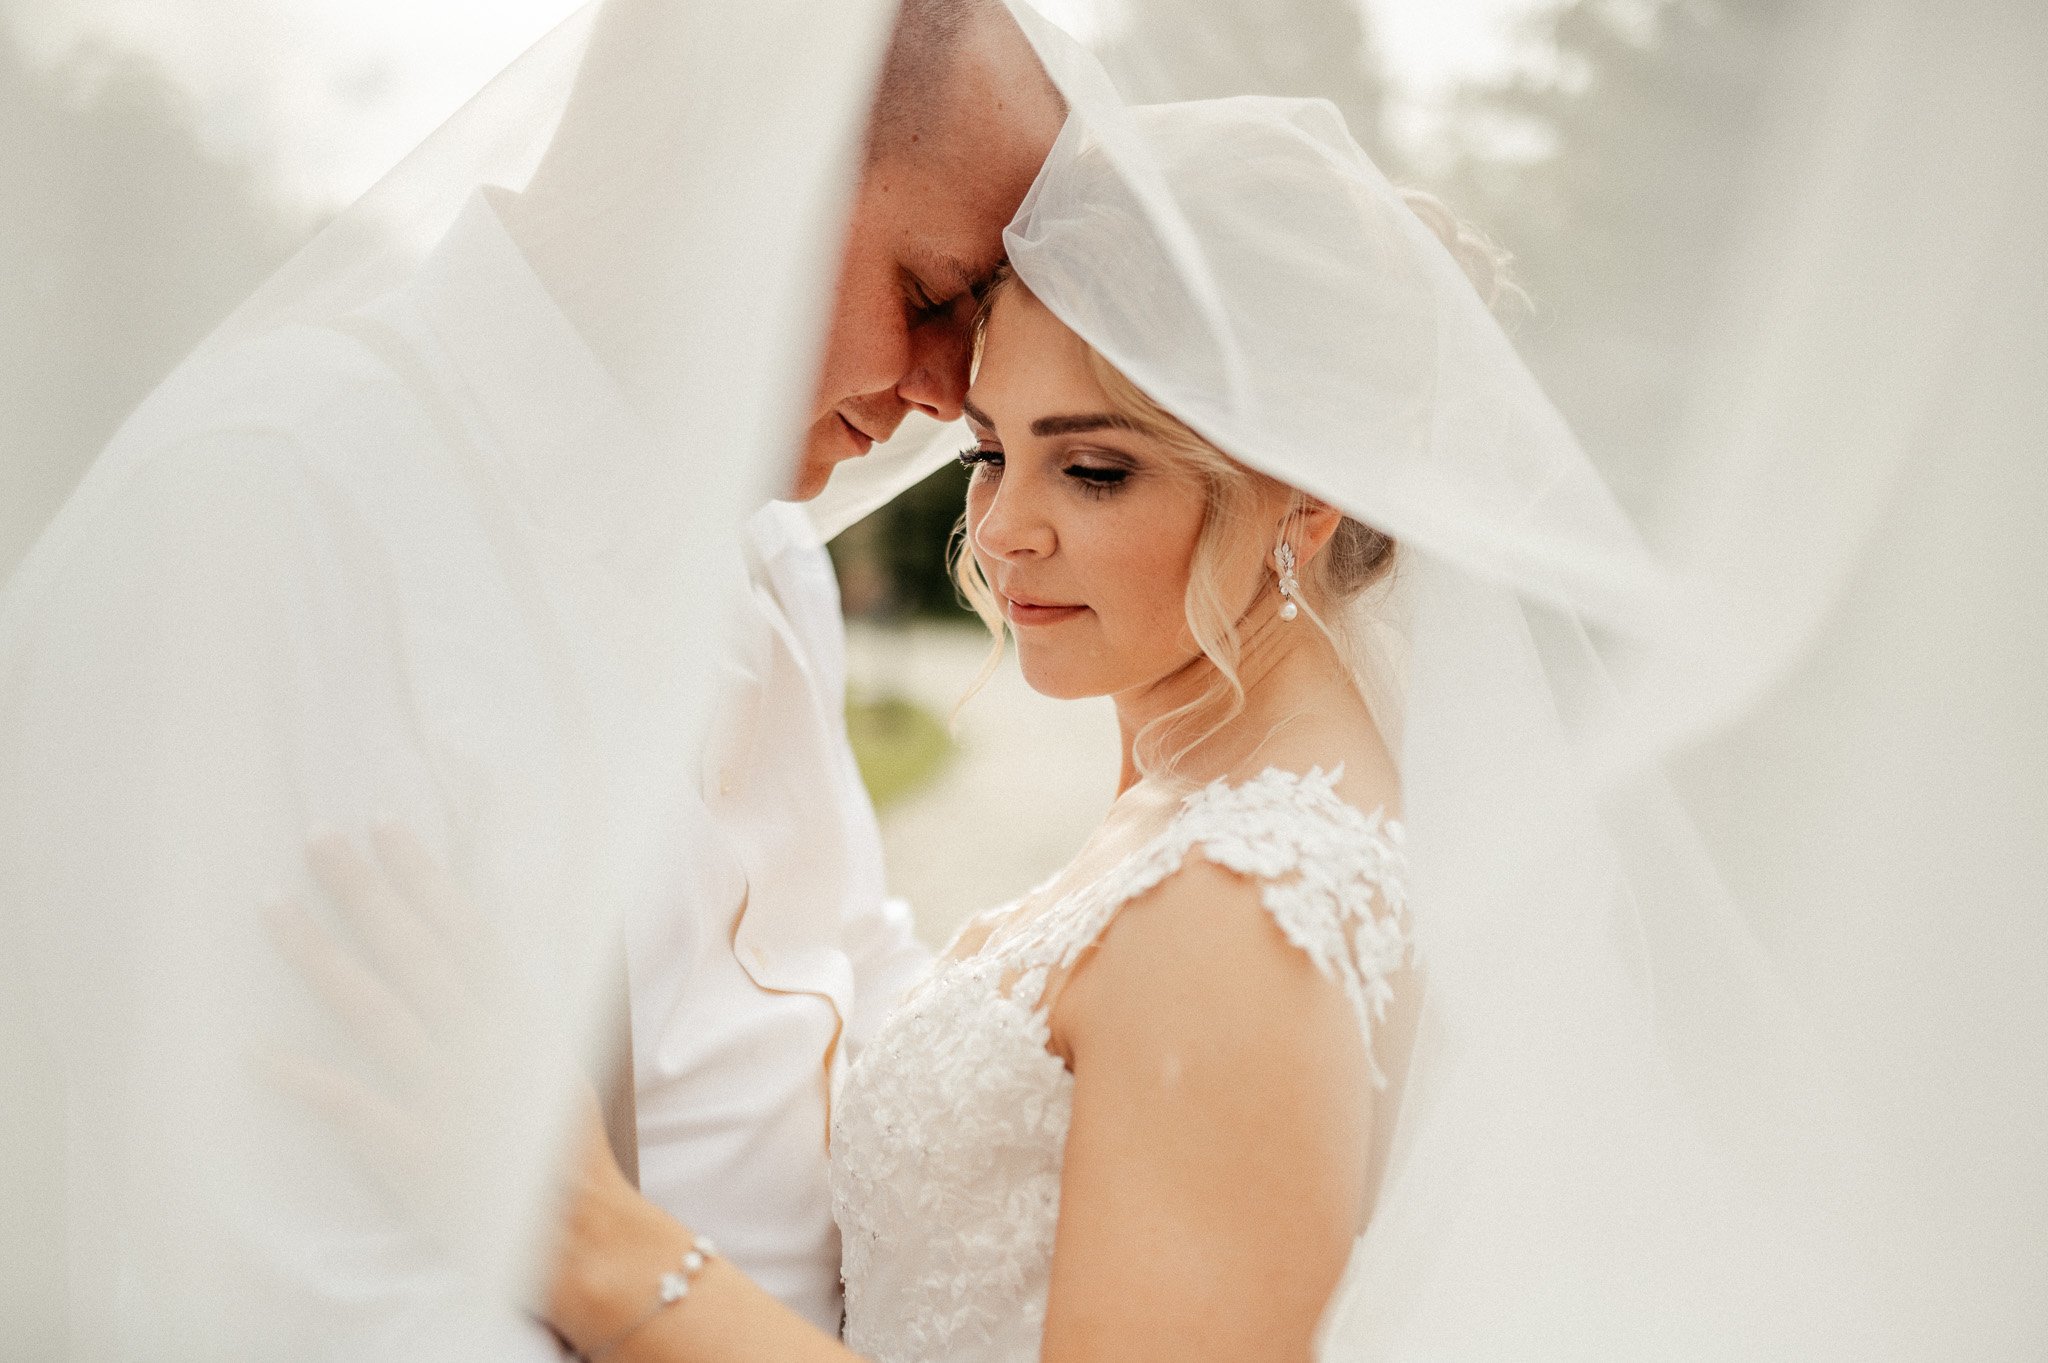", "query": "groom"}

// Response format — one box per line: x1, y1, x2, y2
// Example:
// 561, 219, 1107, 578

0, 0, 1062, 1352
487, 0, 1069, 1334
482, 0, 1066, 1332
